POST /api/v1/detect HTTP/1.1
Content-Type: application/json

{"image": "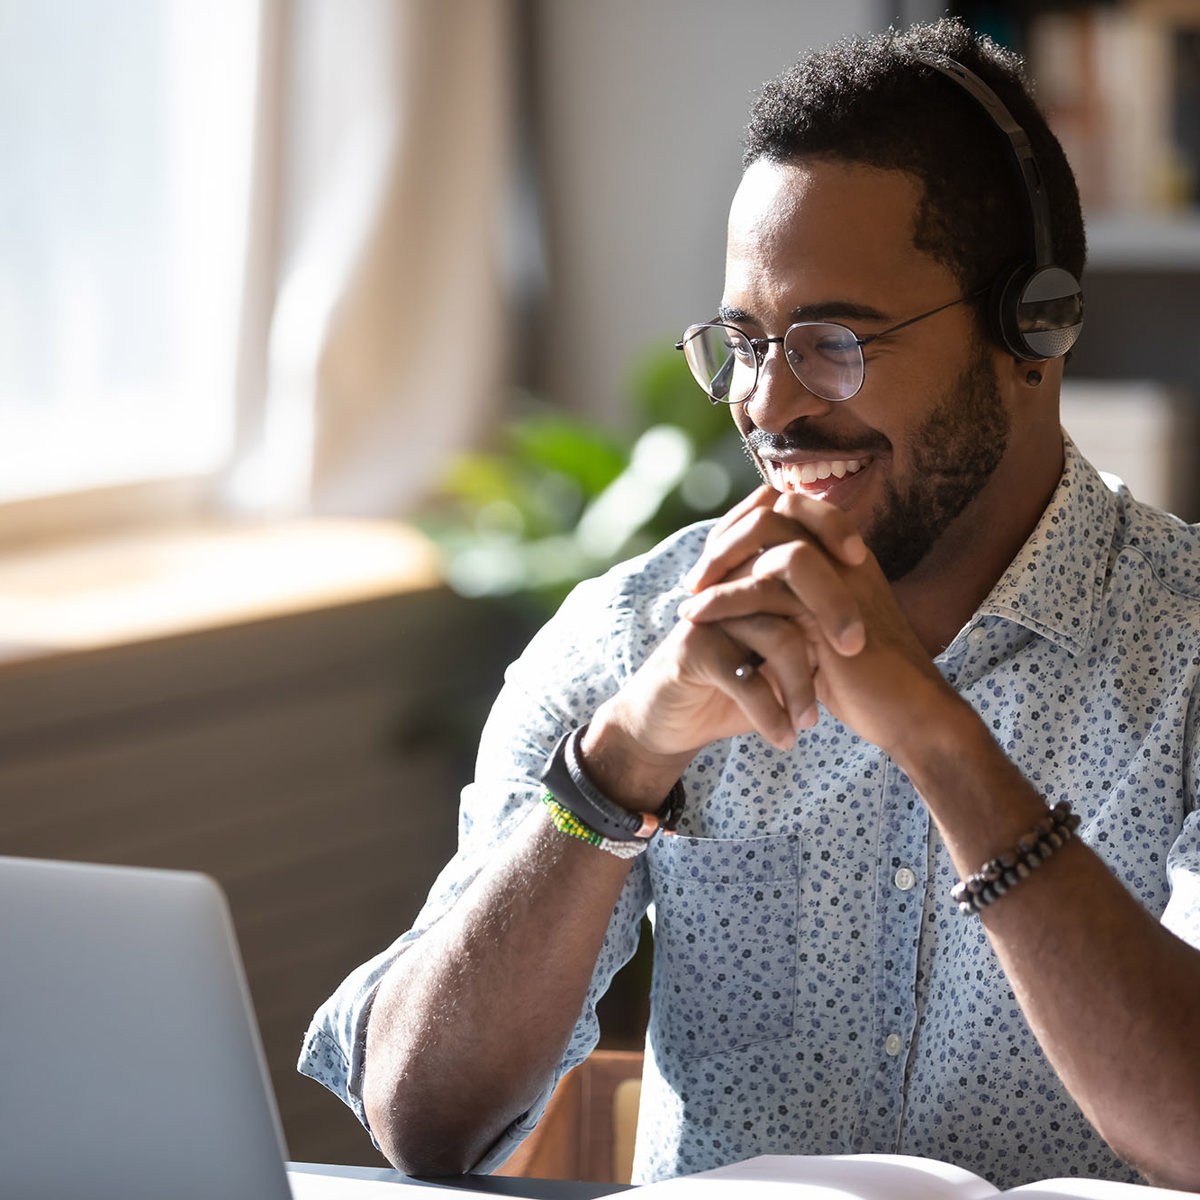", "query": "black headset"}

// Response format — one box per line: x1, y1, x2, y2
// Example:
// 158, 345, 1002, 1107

912, 52, 1084, 362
